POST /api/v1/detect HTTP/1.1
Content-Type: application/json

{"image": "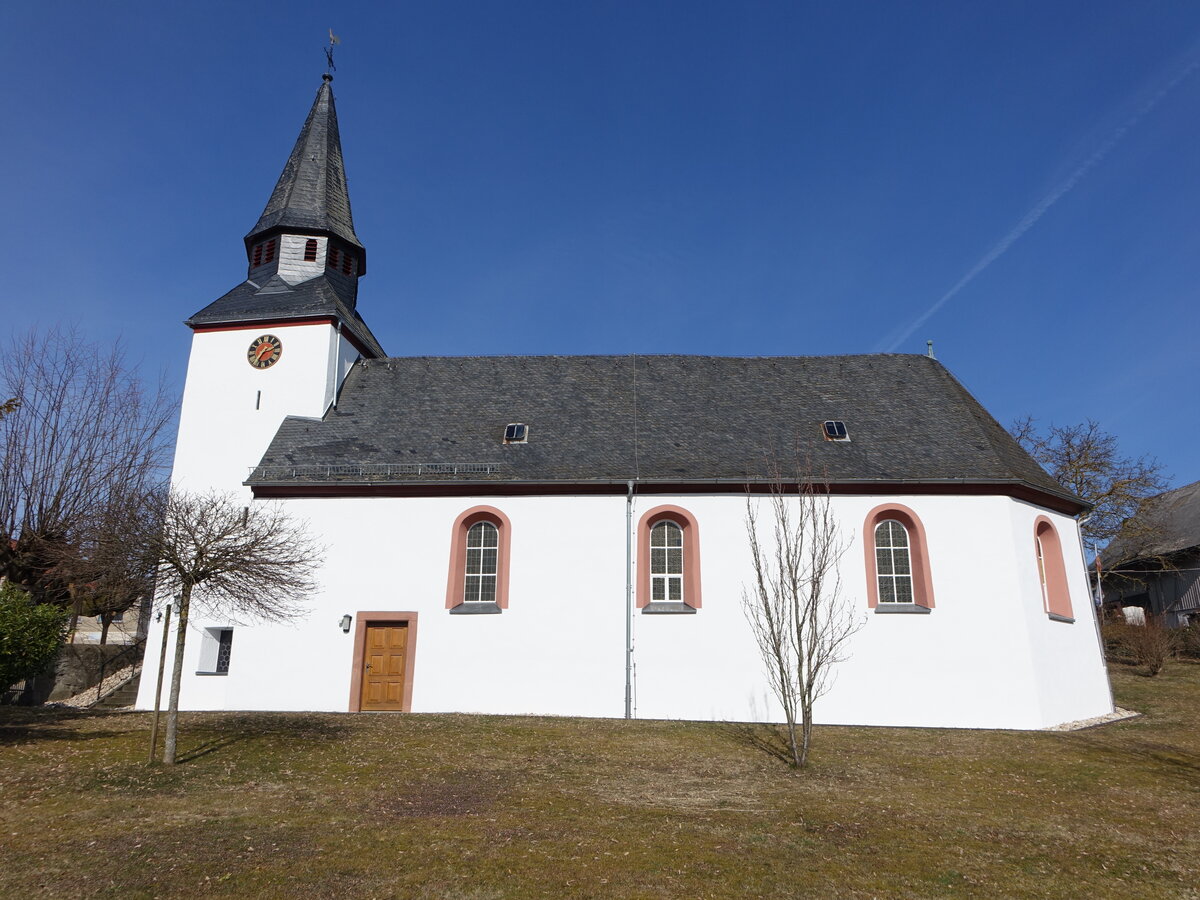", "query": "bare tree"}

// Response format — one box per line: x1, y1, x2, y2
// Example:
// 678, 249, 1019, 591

45, 487, 164, 643
1010, 417, 1169, 550
0, 327, 173, 603
742, 473, 859, 768
151, 490, 323, 765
